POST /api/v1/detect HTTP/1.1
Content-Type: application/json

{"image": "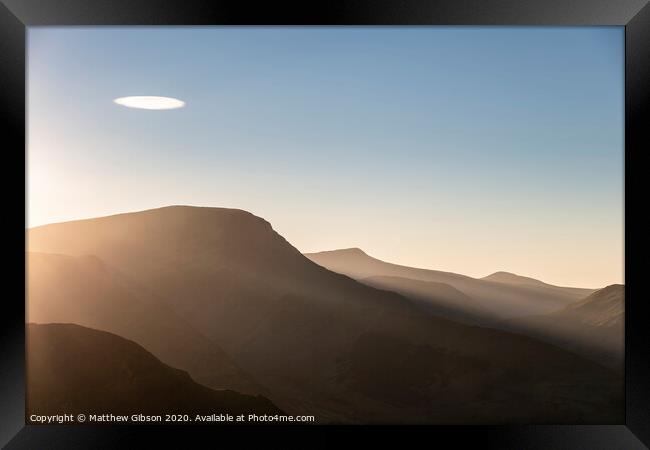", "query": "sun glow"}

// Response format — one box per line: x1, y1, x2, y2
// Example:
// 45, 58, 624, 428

113, 96, 185, 110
